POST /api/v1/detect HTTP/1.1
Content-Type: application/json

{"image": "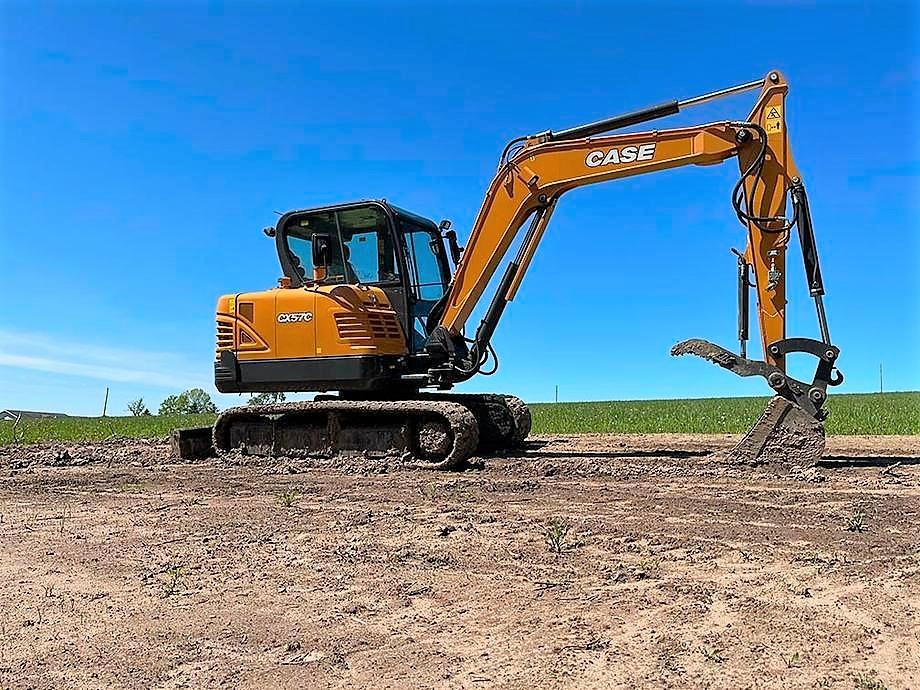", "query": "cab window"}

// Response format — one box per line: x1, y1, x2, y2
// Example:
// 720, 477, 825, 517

284, 206, 400, 285
402, 224, 447, 300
